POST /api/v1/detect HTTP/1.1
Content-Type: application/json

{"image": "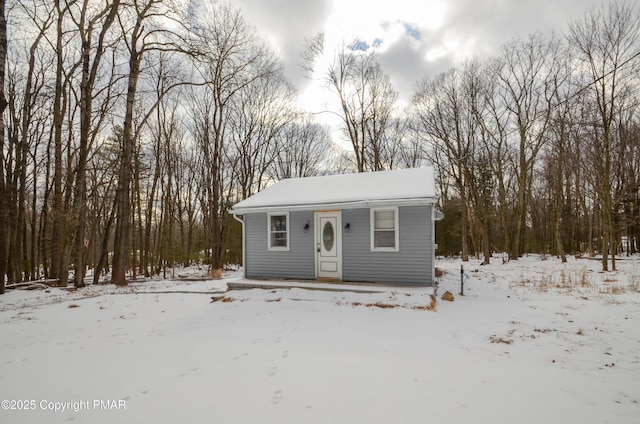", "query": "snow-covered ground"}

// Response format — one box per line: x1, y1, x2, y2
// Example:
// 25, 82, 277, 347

1, 255, 638, 423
